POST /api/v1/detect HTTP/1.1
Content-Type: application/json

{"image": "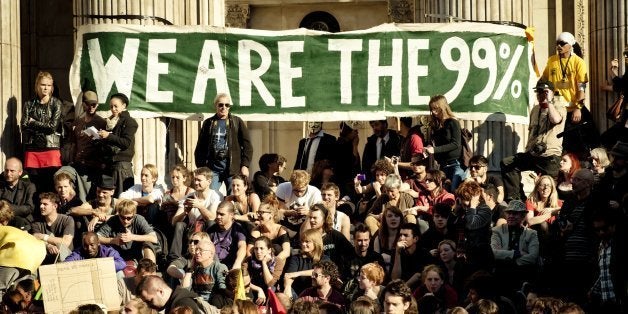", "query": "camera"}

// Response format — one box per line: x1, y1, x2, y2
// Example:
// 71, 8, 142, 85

531, 142, 547, 156
356, 173, 366, 181
289, 201, 303, 210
